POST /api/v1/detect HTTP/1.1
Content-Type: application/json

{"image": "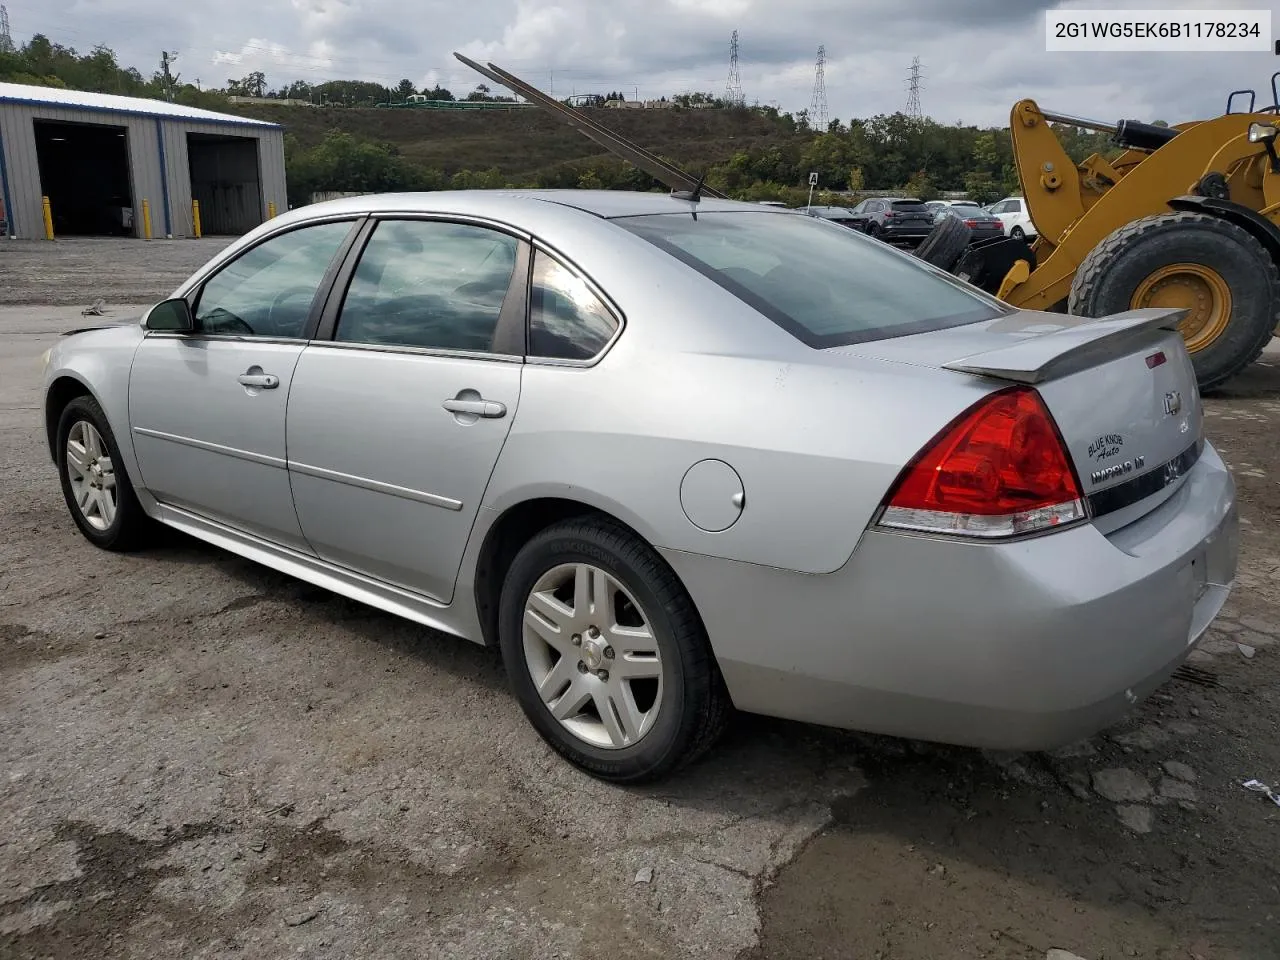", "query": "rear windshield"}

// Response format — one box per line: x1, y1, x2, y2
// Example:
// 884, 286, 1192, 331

617, 211, 1008, 348
889, 200, 928, 211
